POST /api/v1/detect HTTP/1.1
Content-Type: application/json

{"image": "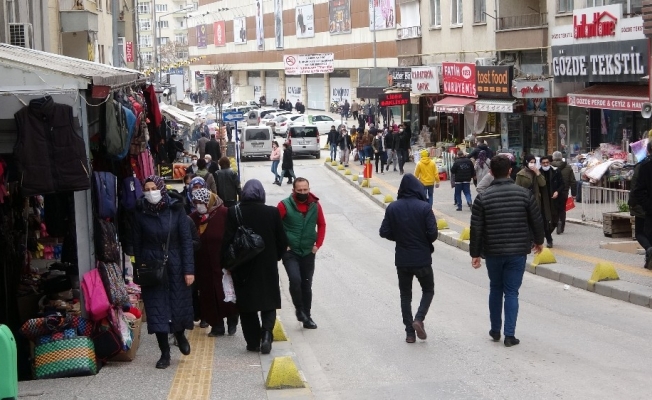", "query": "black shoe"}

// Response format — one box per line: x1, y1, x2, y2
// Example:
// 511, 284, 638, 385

560, 221, 566, 233
556, 225, 562, 235
207, 327, 225, 337
645, 248, 652, 270
199, 321, 209, 328
546, 241, 553, 248
489, 330, 501, 342
155, 351, 171, 369
246, 345, 260, 352
295, 309, 308, 322
175, 332, 191, 355
303, 318, 318, 329
405, 334, 416, 343
456, 208, 462, 211
260, 331, 273, 355
467, 202, 472, 208
504, 336, 520, 347
227, 324, 237, 336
